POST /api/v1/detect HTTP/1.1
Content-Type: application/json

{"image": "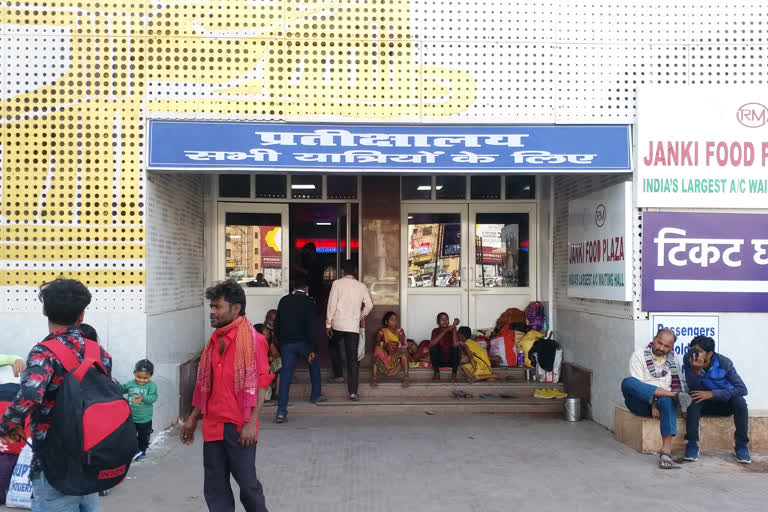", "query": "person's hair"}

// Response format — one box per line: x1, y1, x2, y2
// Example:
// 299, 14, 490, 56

690, 336, 715, 353
79, 323, 99, 342
257, 273, 264, 279
39, 278, 92, 325
134, 359, 154, 376
342, 260, 355, 276
436, 312, 449, 323
266, 309, 277, 318
458, 326, 472, 340
655, 328, 677, 342
293, 276, 308, 289
301, 242, 316, 253
205, 279, 246, 316
382, 311, 397, 326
